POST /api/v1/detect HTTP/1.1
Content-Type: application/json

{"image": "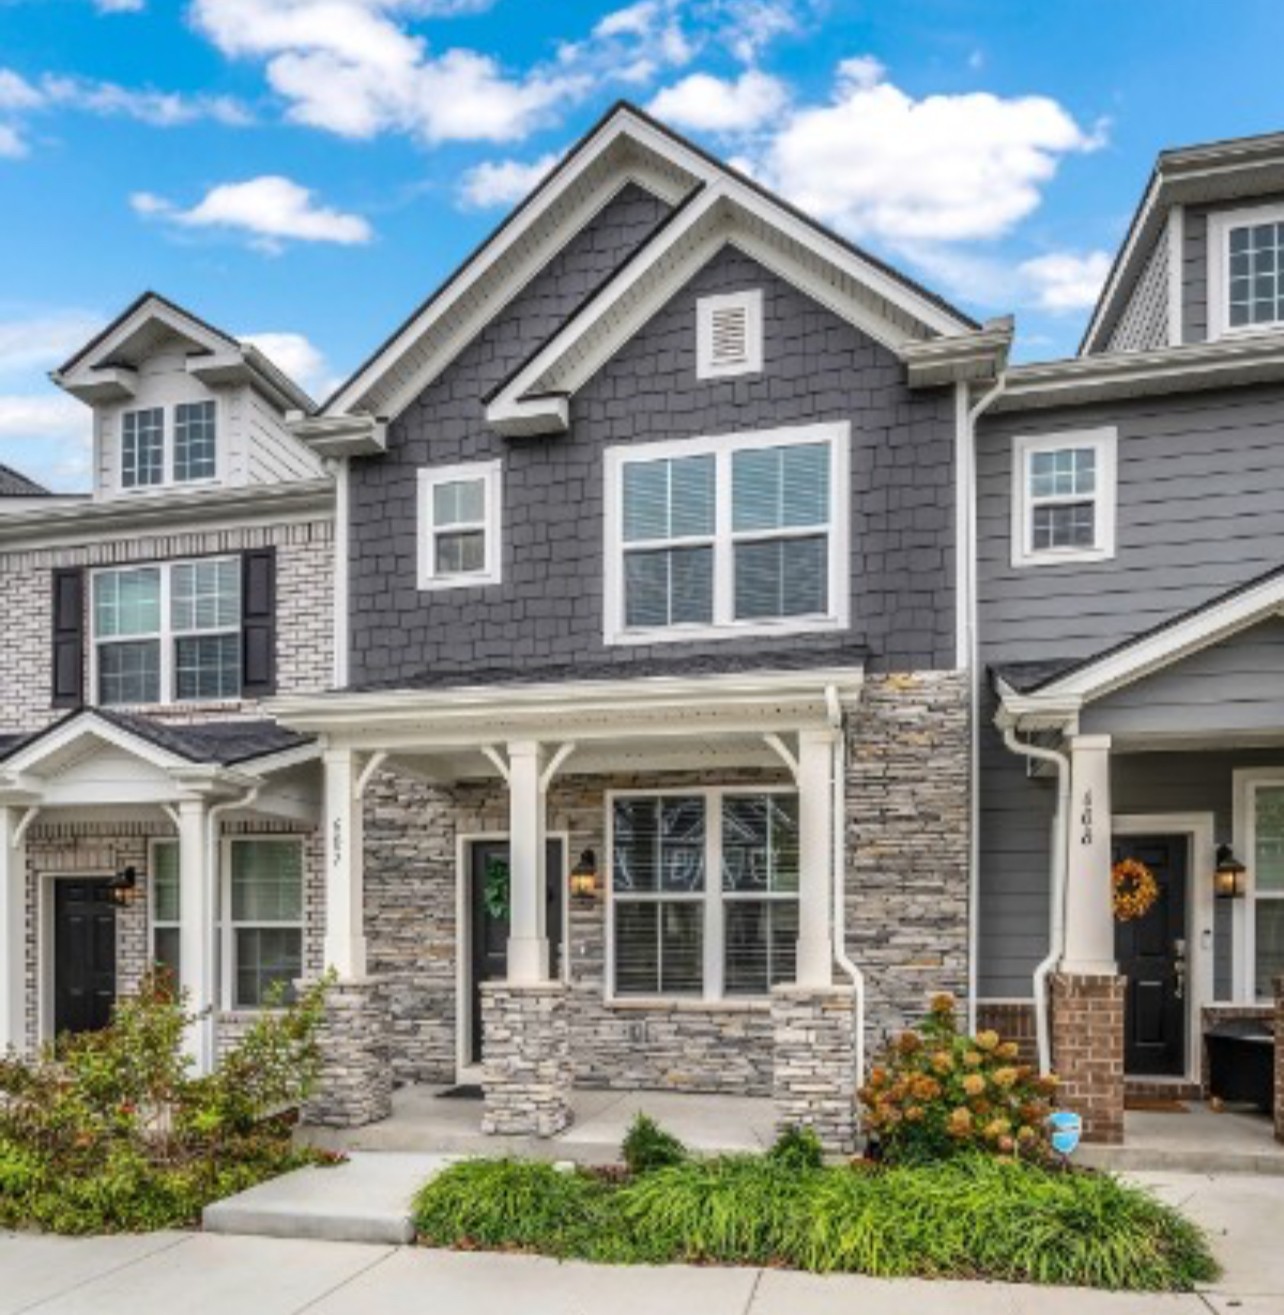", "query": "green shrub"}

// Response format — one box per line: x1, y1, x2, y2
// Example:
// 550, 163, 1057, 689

767, 1125, 823, 1171
858, 992, 1057, 1164
410, 1153, 1218, 1291
620, 1113, 687, 1175
0, 971, 335, 1234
